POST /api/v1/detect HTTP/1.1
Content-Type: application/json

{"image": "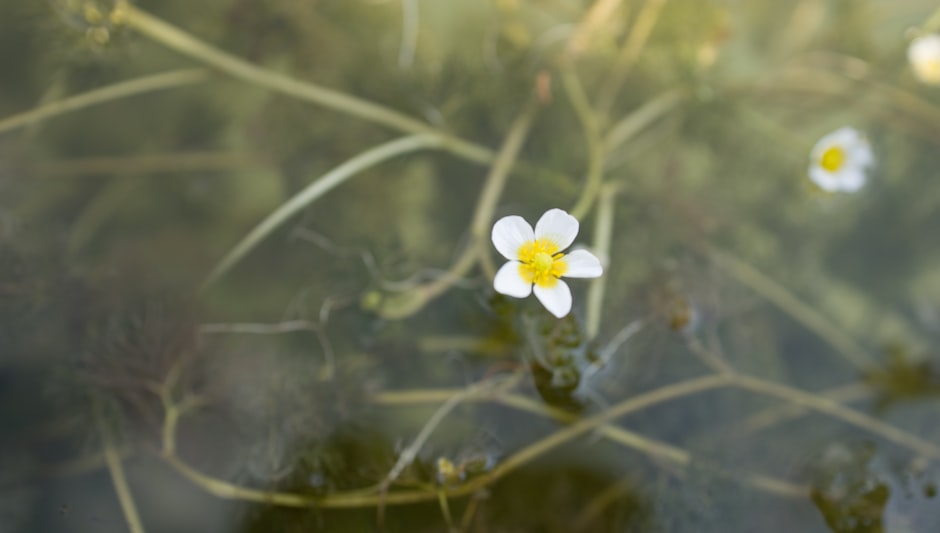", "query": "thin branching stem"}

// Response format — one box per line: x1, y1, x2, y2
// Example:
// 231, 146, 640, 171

31, 151, 255, 178
562, 66, 606, 220
95, 402, 146, 533
118, 3, 494, 166
566, 0, 629, 58
585, 182, 619, 338
602, 88, 687, 154
709, 247, 875, 370
921, 4, 940, 33
596, 0, 669, 116
377, 96, 540, 318
398, 0, 419, 68
160, 374, 732, 508
201, 134, 440, 290
738, 382, 872, 434
0, 68, 210, 135
199, 321, 320, 335
161, 361, 938, 512
470, 94, 540, 279
728, 374, 940, 459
